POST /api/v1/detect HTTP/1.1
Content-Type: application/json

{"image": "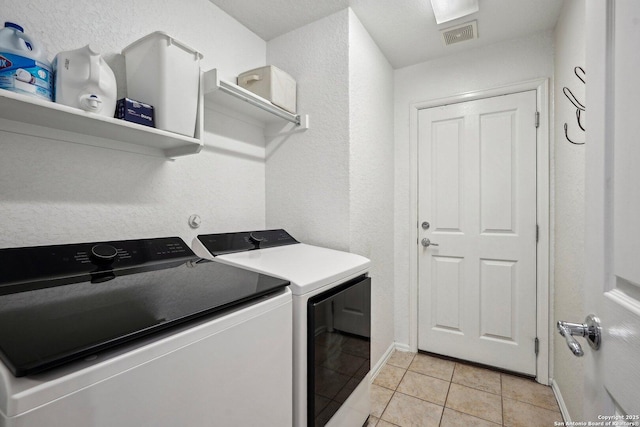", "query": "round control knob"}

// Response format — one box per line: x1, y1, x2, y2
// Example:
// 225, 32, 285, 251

90, 244, 119, 264
249, 233, 264, 243
248, 232, 264, 248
